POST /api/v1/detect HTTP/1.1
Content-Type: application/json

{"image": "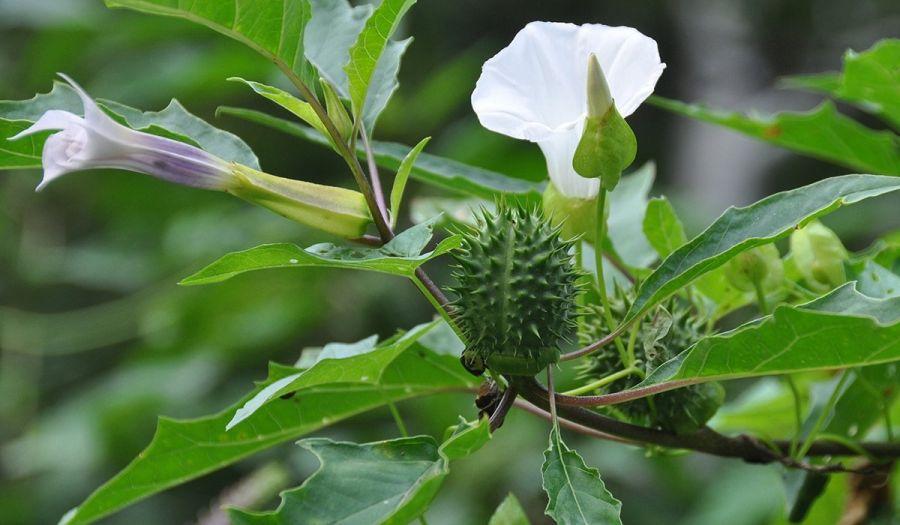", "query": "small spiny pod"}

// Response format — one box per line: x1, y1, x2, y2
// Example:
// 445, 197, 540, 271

448, 203, 581, 376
